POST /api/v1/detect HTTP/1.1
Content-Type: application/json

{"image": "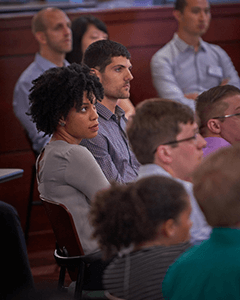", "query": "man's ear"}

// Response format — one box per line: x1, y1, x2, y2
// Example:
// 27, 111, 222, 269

207, 119, 221, 134
173, 10, 182, 22
90, 68, 102, 82
155, 145, 173, 165
90, 68, 97, 76
35, 31, 47, 45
